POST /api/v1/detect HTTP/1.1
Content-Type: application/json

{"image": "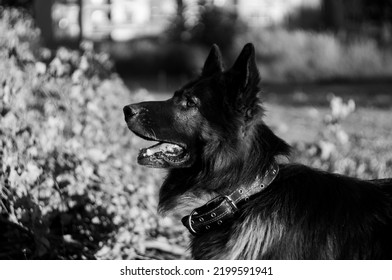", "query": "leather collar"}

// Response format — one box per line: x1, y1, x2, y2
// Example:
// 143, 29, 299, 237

181, 162, 279, 235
